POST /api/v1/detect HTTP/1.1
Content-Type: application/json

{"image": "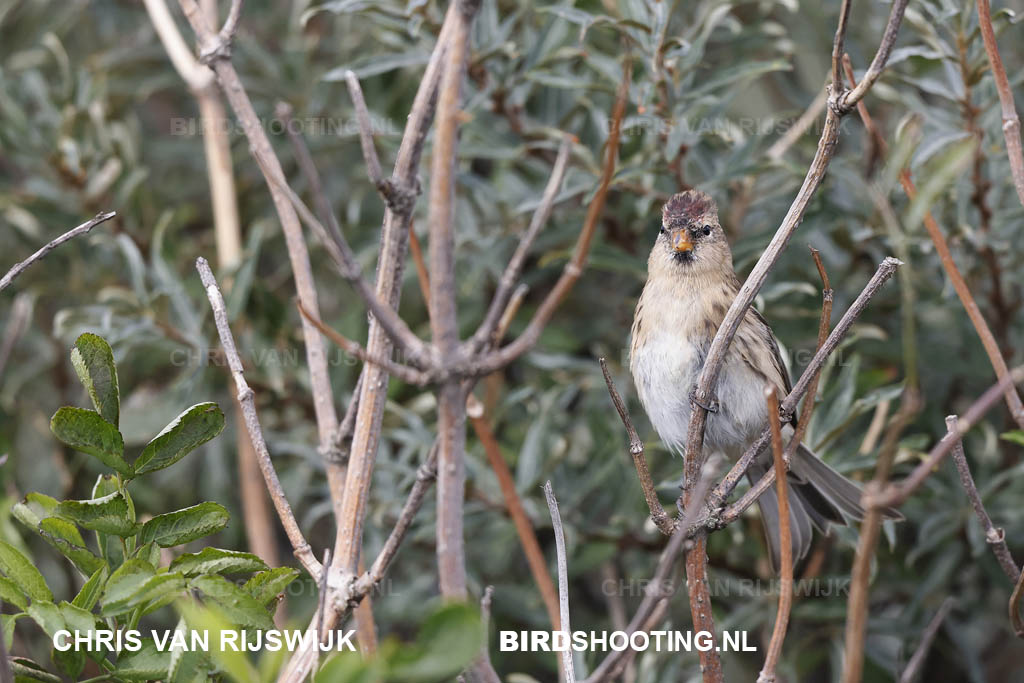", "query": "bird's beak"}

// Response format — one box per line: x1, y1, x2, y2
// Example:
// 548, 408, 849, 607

672, 230, 693, 254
